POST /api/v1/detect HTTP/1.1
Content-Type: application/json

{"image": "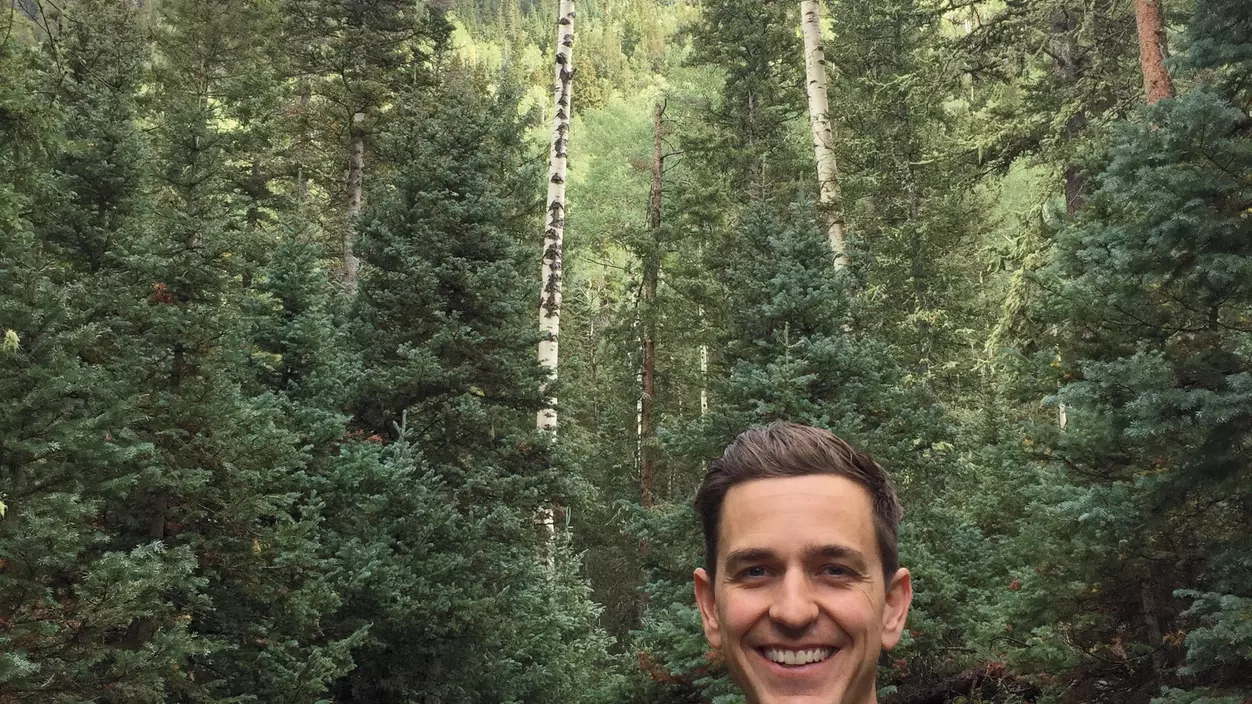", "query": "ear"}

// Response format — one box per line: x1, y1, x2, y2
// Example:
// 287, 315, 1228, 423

693, 567, 721, 649
880, 567, 913, 650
